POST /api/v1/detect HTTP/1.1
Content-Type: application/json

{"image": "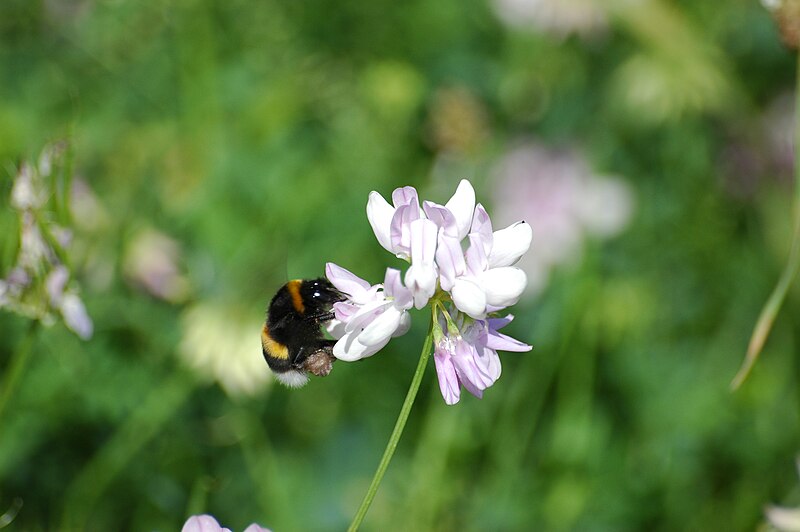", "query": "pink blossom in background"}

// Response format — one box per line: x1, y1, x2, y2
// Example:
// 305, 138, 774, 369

492, 142, 634, 297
